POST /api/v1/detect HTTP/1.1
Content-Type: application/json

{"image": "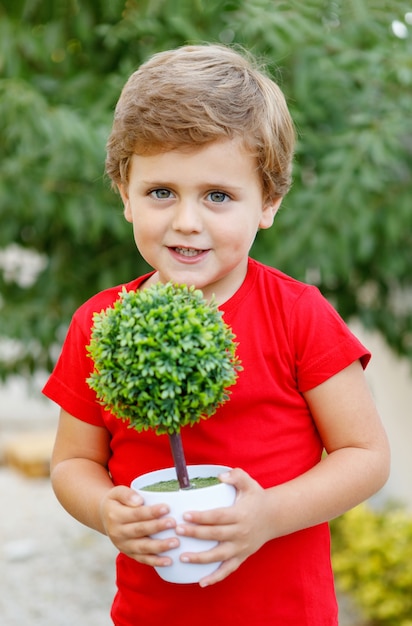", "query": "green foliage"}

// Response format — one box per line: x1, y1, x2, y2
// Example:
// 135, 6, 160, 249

331, 504, 412, 625
86, 283, 241, 435
1, 0, 412, 379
